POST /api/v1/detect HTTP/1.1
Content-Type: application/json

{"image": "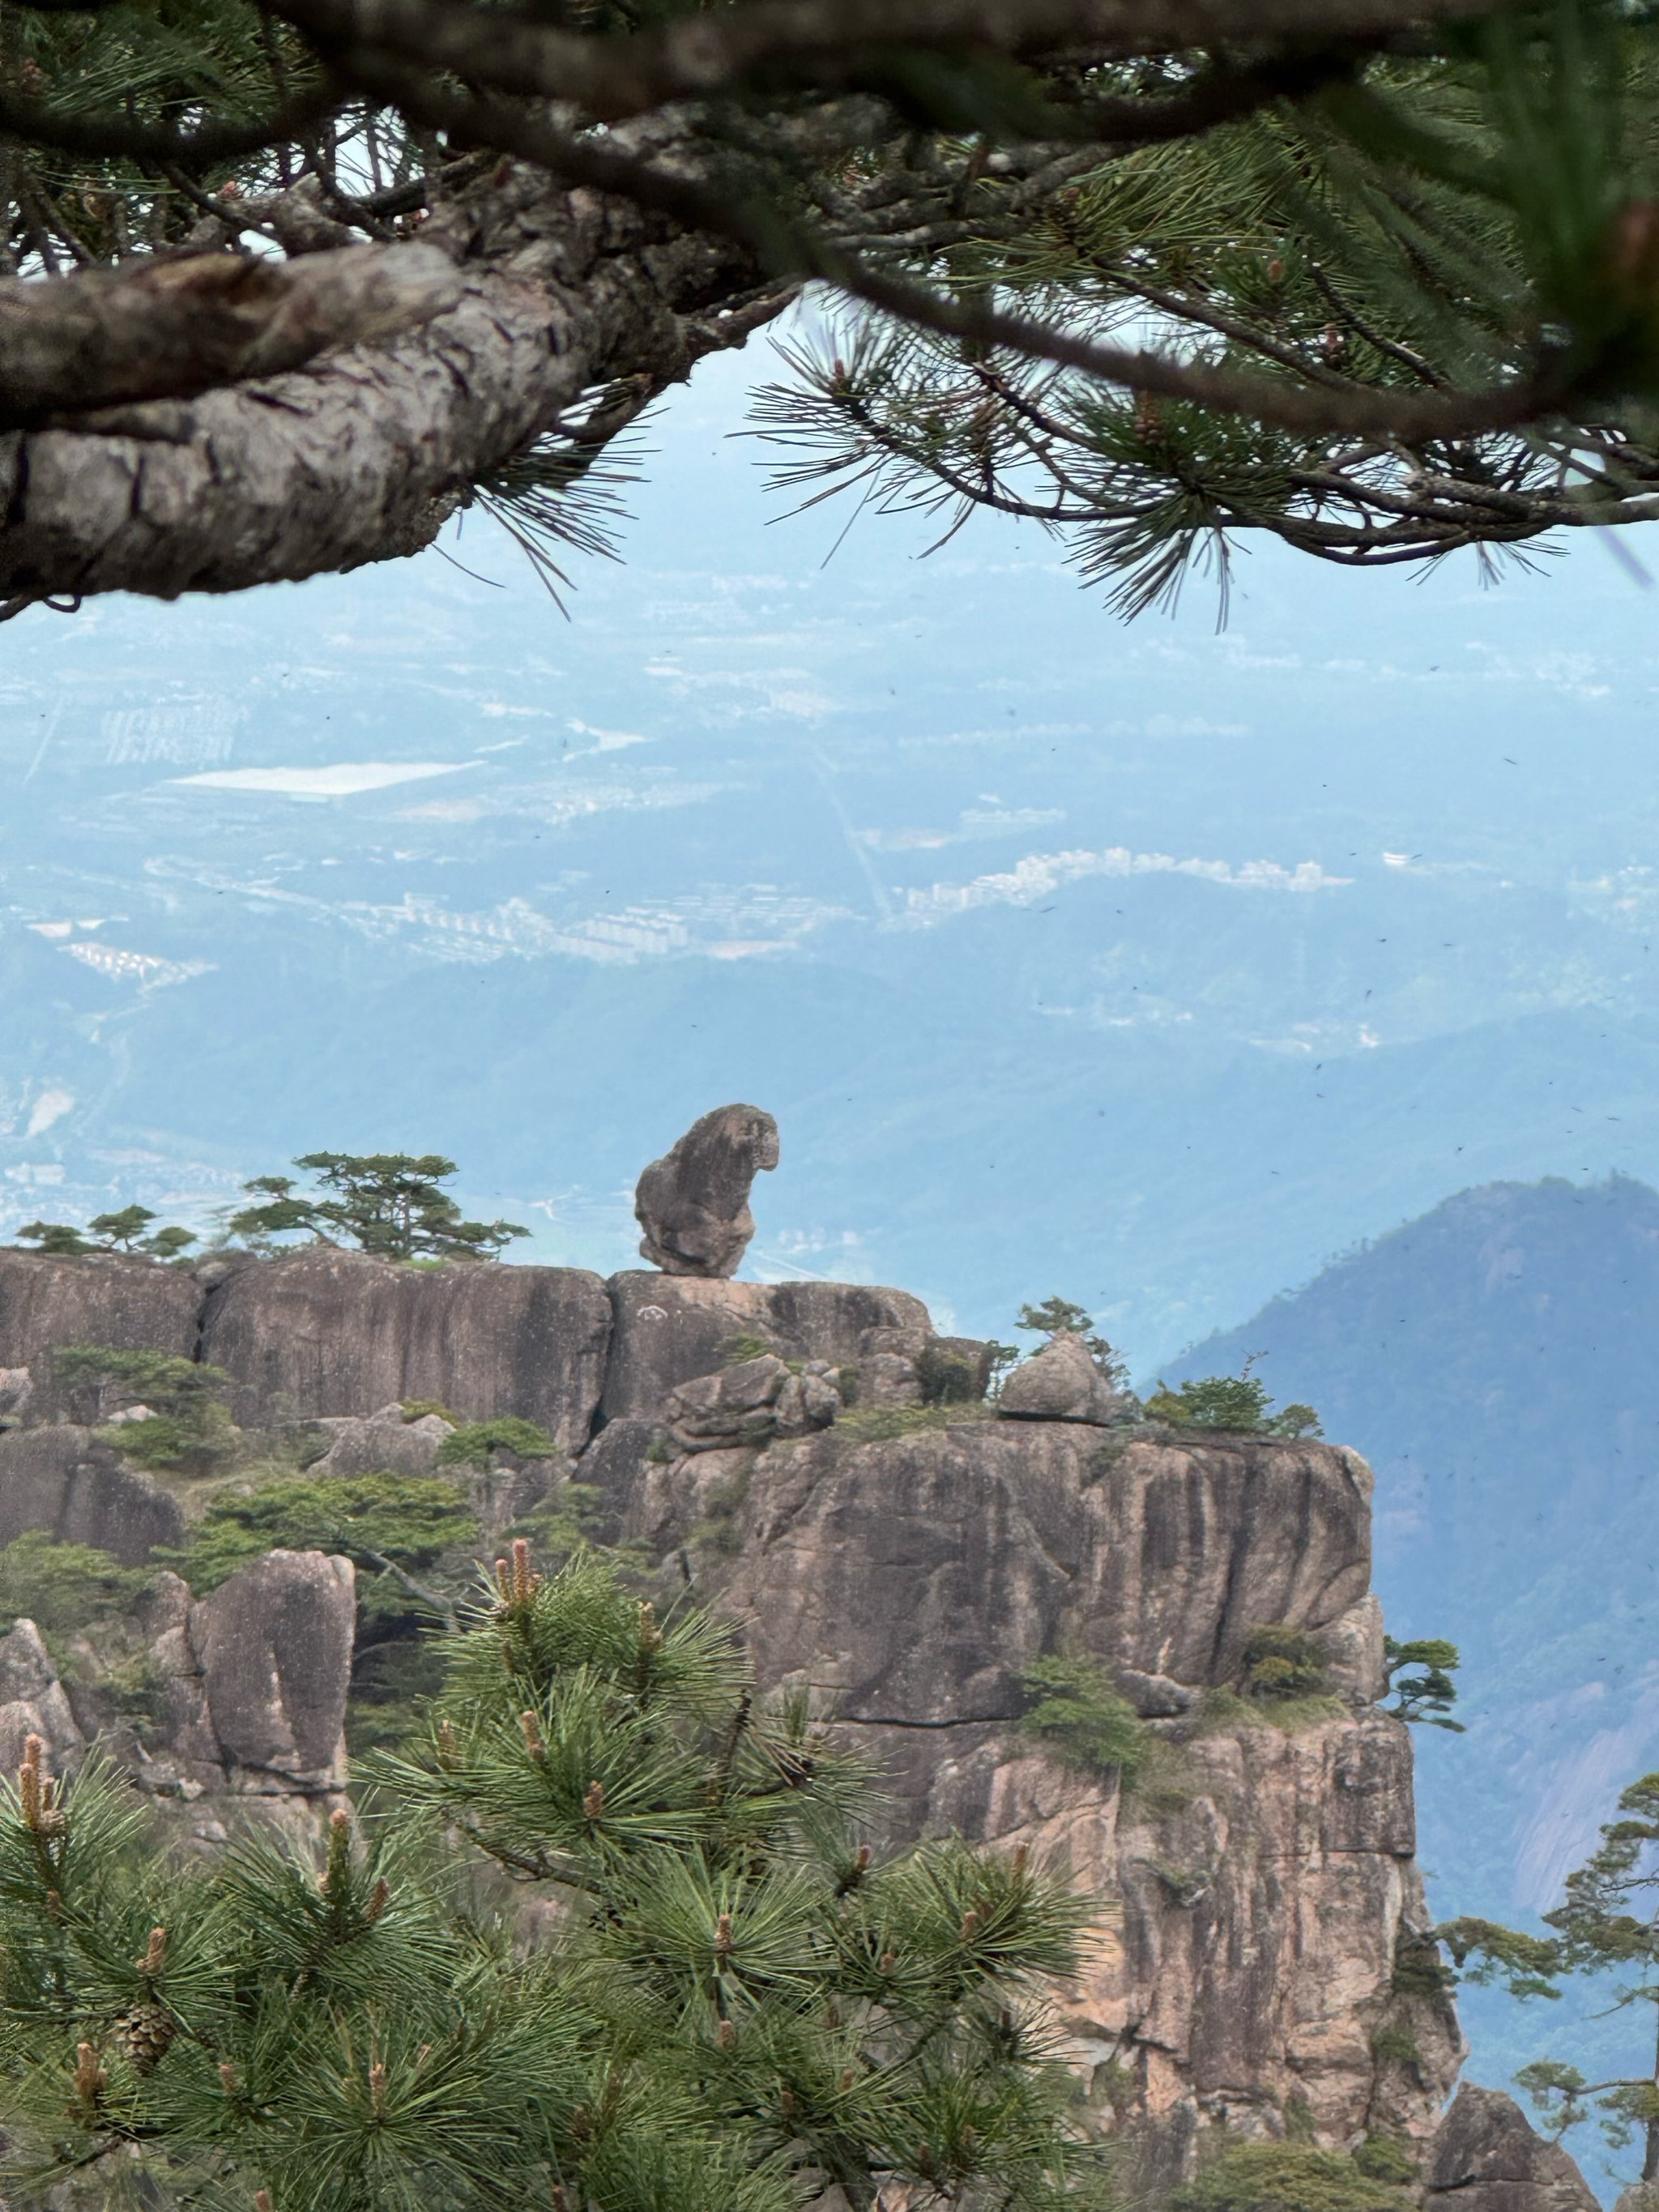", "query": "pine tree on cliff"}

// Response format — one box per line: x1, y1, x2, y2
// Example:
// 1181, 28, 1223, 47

228, 1153, 527, 1262
1440, 1774, 1659, 2178
0, 1548, 1106, 2212
6, 0, 1659, 616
